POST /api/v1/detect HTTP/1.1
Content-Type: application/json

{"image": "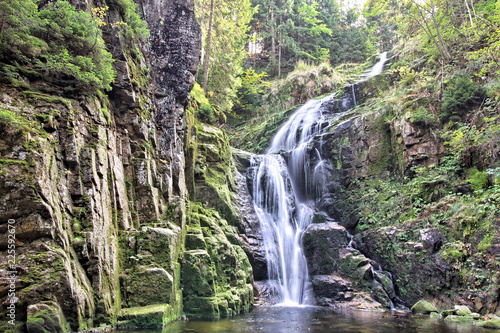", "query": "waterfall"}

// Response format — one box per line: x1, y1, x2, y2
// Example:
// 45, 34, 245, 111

365, 52, 388, 79
251, 95, 332, 305
251, 53, 387, 306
